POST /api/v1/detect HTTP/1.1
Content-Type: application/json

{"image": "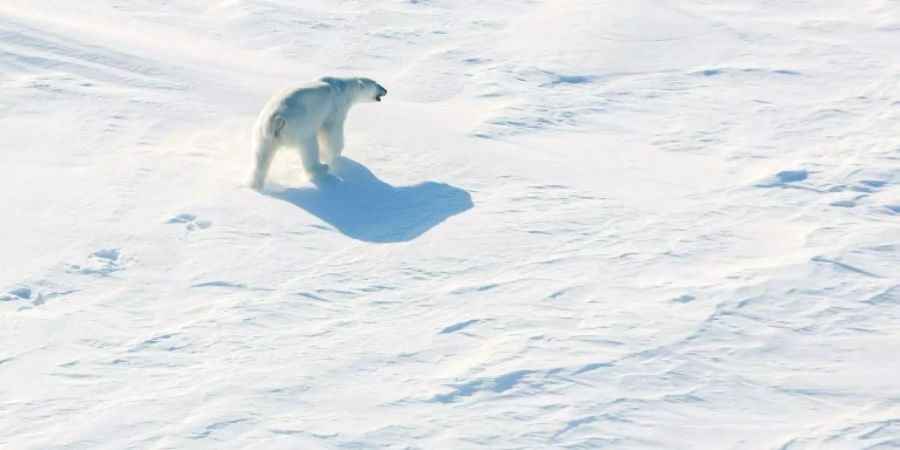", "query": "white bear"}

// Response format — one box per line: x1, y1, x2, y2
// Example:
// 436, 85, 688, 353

248, 76, 387, 188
